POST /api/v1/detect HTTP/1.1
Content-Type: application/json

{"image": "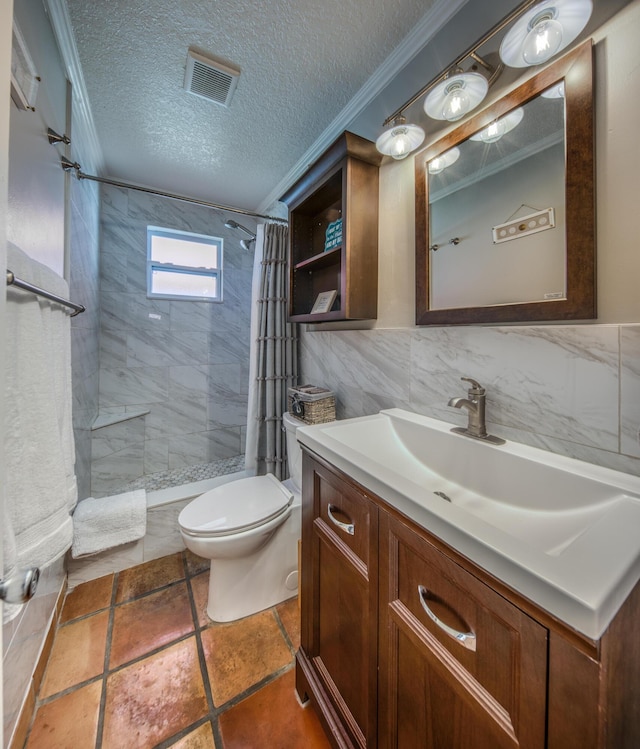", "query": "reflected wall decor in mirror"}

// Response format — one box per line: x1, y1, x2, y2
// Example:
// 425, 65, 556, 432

415, 40, 595, 325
